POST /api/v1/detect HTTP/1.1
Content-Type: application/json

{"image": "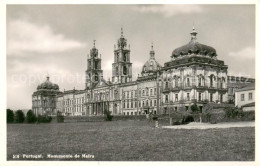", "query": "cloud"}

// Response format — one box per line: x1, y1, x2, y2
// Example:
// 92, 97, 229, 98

228, 46, 255, 59
133, 5, 202, 17
7, 19, 86, 55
